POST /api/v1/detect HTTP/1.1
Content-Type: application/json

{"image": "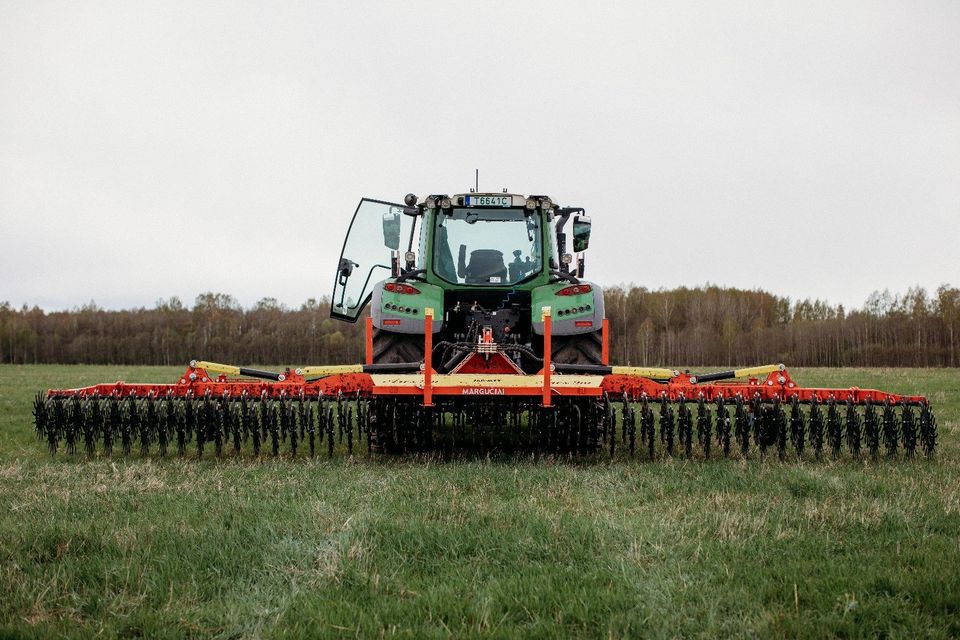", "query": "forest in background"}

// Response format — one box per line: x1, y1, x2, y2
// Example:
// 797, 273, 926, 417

1, 284, 958, 367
